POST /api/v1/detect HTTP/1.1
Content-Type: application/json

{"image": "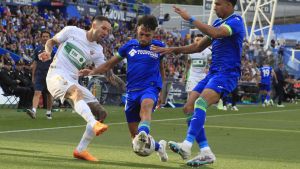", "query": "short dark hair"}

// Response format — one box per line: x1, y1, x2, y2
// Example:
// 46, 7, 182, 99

227, 0, 237, 6
137, 15, 158, 31
92, 15, 111, 24
41, 31, 51, 37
